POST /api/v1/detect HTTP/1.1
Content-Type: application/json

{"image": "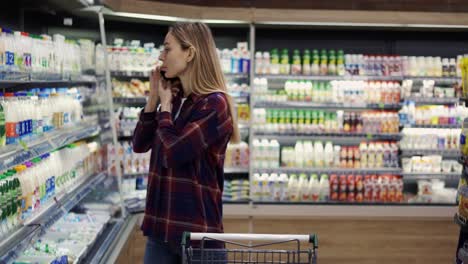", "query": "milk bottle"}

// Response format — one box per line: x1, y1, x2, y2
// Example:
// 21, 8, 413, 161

288, 174, 300, 201
319, 174, 330, 202
298, 173, 309, 201
295, 141, 304, 167
324, 141, 334, 167
279, 173, 289, 201
309, 174, 320, 202
314, 141, 324, 167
